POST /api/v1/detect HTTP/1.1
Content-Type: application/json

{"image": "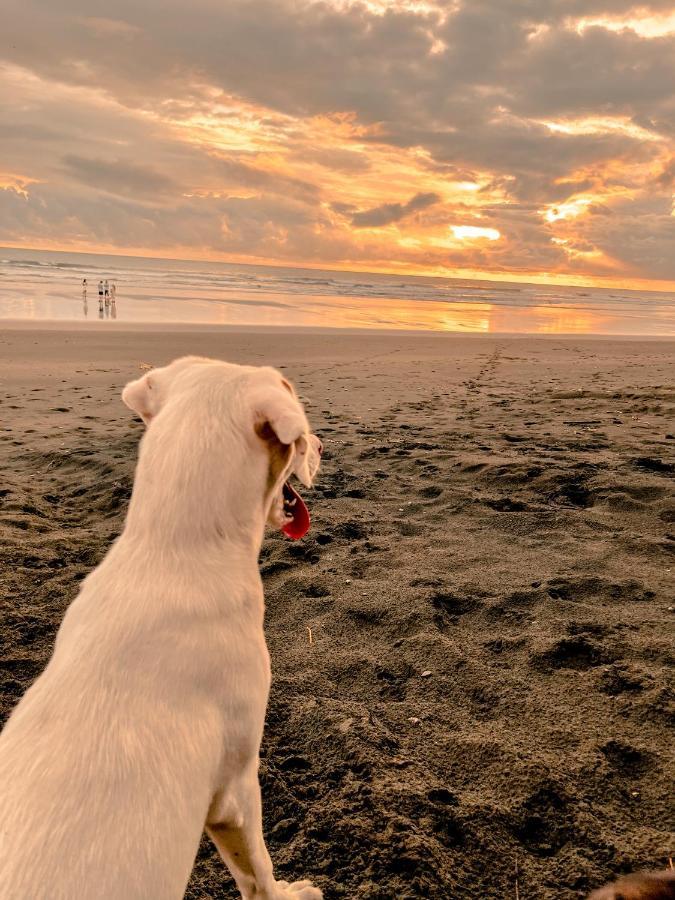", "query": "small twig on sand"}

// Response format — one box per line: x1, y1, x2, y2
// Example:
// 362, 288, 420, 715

515, 855, 520, 900
307, 626, 313, 645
